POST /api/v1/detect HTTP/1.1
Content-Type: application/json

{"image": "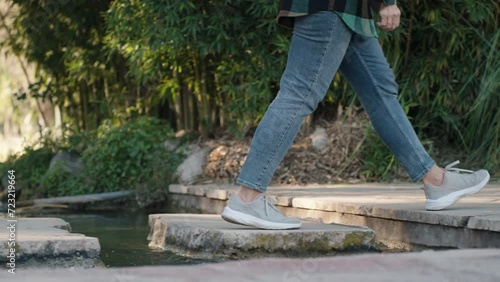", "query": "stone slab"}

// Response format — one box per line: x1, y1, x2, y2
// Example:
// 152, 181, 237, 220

170, 184, 238, 199
368, 203, 500, 227
205, 188, 228, 200
0, 218, 100, 265
167, 193, 500, 248
14, 249, 500, 282
467, 214, 500, 232
192, 184, 500, 229
148, 214, 375, 259
187, 185, 206, 196
168, 184, 189, 194
275, 195, 293, 207
168, 183, 500, 248
292, 197, 500, 228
